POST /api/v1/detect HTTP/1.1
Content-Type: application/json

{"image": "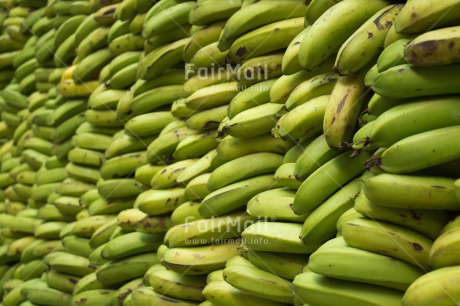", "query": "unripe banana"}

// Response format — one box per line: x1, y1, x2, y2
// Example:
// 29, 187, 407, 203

167, 212, 256, 247
149, 268, 206, 301
218, 0, 307, 51
373, 63, 460, 99
227, 17, 304, 63
247, 249, 307, 280
299, 0, 388, 71
242, 222, 318, 254
294, 134, 341, 181
274, 95, 329, 141
136, 188, 186, 216
223, 265, 292, 303
300, 179, 362, 246
293, 270, 404, 306
293, 150, 371, 215
395, 0, 460, 35
226, 103, 284, 138
200, 174, 279, 217
335, 4, 403, 75
162, 240, 241, 275
285, 72, 338, 110
342, 217, 433, 270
